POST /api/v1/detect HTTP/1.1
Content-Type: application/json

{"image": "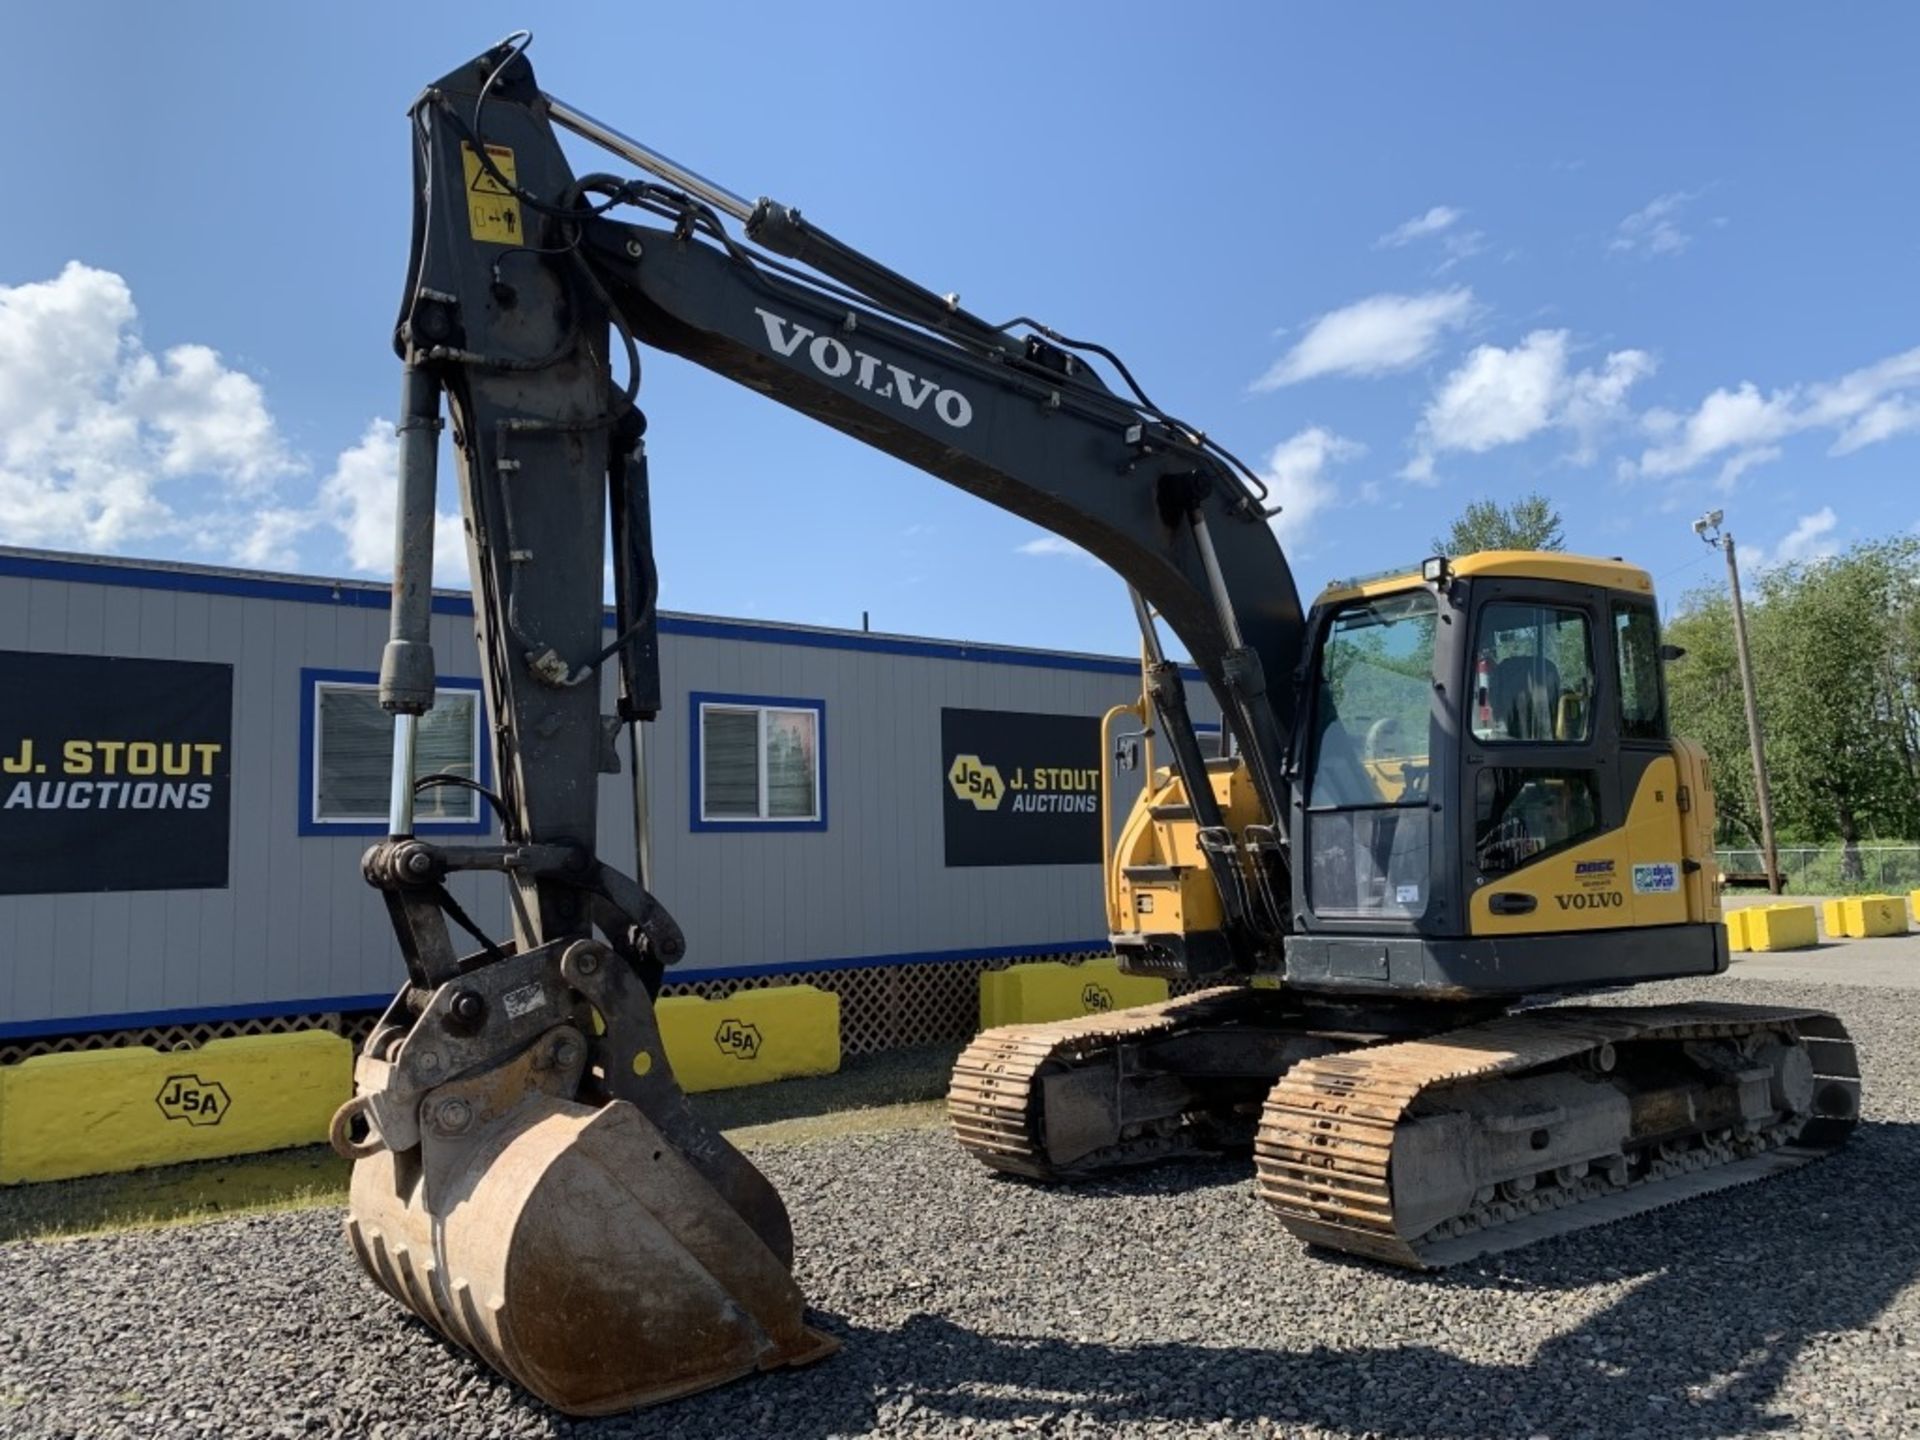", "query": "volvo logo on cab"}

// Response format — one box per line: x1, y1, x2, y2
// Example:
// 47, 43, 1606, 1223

754, 308, 975, 429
